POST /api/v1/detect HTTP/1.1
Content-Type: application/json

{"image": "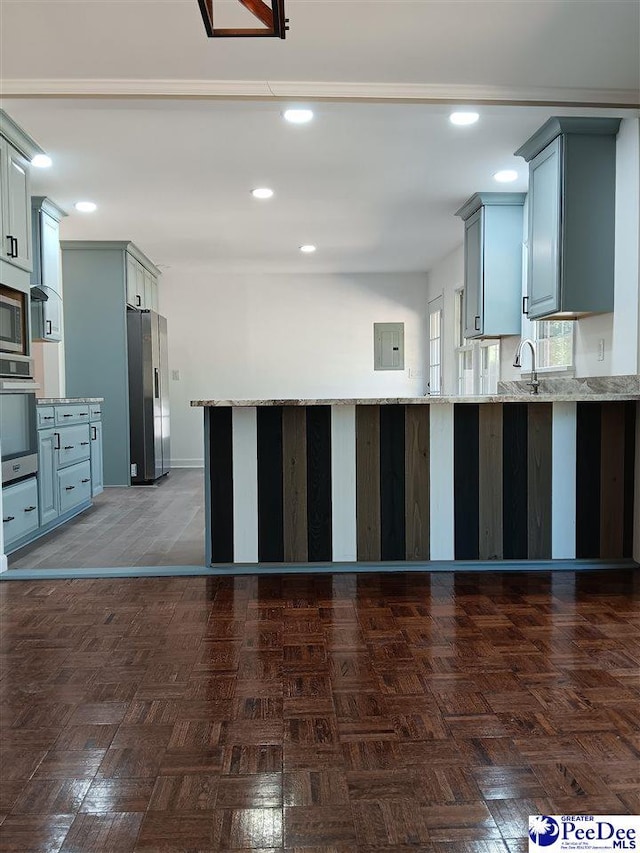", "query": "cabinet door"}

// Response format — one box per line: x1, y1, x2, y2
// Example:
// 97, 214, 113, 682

136, 263, 146, 309
57, 423, 91, 468
58, 460, 92, 514
150, 277, 159, 312
3, 477, 39, 547
90, 420, 104, 497
126, 255, 139, 308
0, 141, 6, 254
463, 209, 483, 339
143, 269, 154, 310
41, 288, 63, 341
38, 429, 59, 526
5, 144, 32, 272
528, 137, 562, 319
